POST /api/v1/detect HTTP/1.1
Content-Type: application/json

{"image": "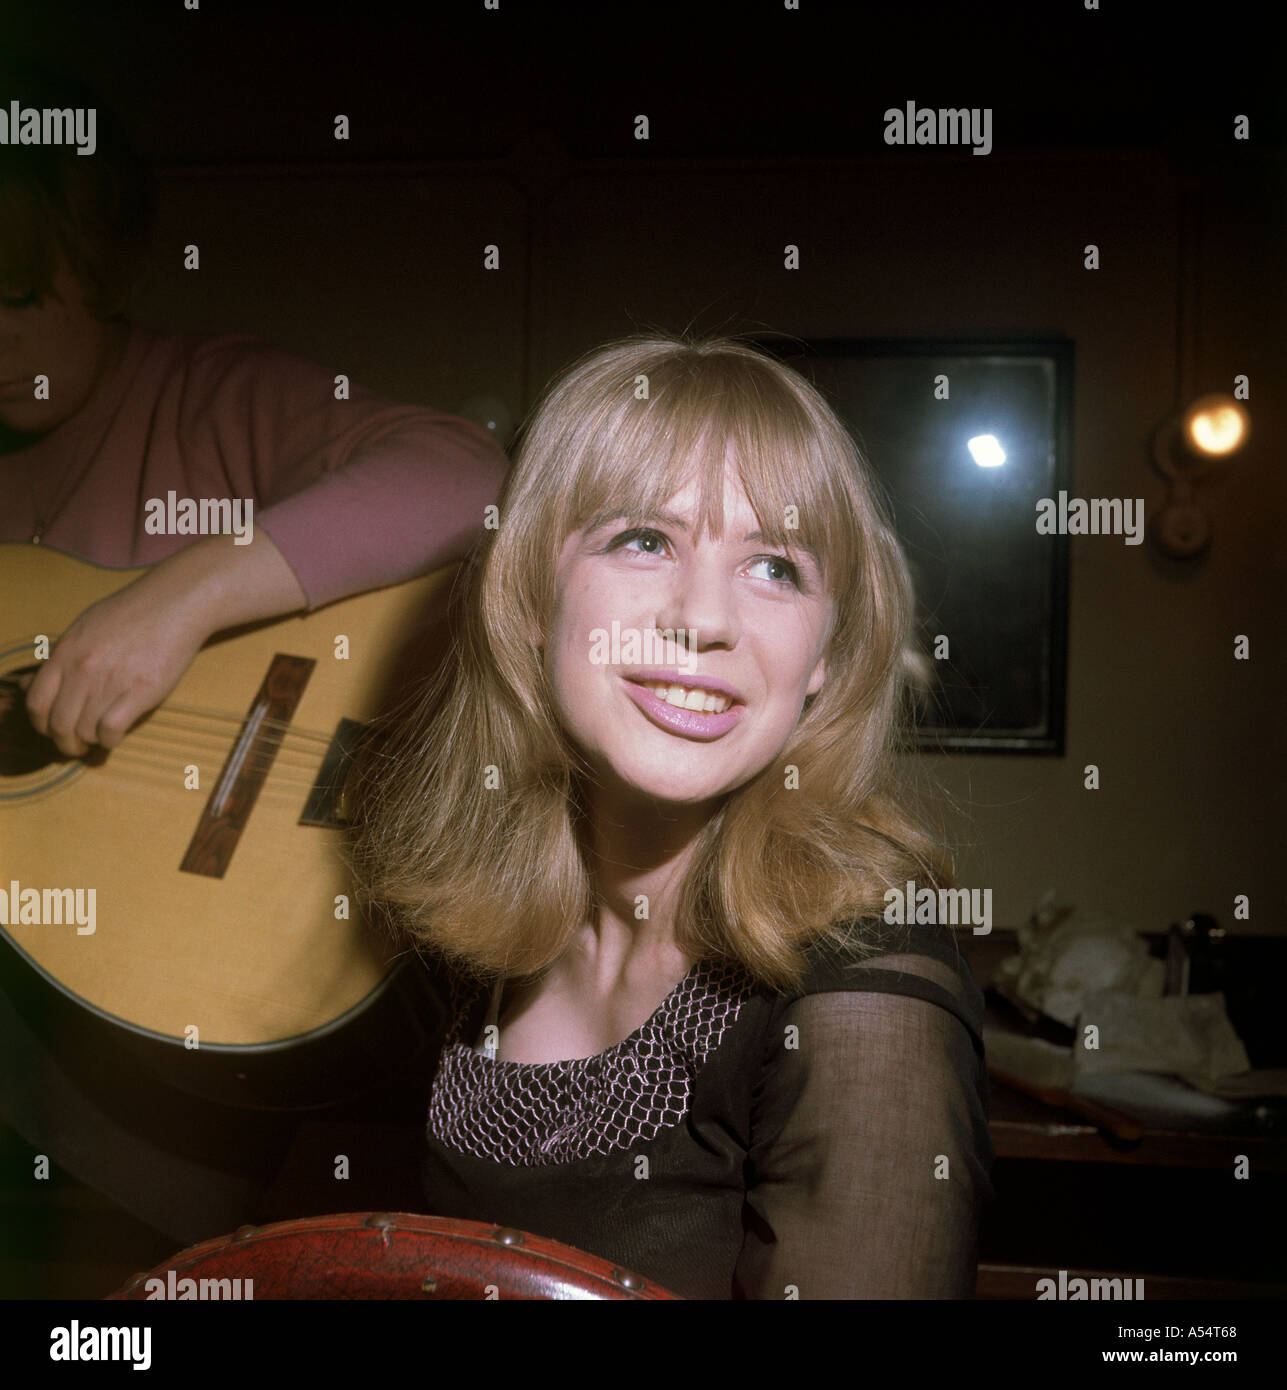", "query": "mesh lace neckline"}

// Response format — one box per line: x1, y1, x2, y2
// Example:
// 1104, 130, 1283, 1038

430, 956, 759, 1164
